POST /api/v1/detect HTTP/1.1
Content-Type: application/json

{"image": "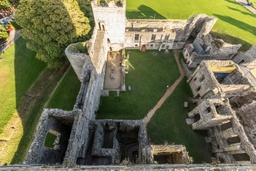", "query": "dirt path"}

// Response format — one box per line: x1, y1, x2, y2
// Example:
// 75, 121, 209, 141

143, 50, 185, 124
